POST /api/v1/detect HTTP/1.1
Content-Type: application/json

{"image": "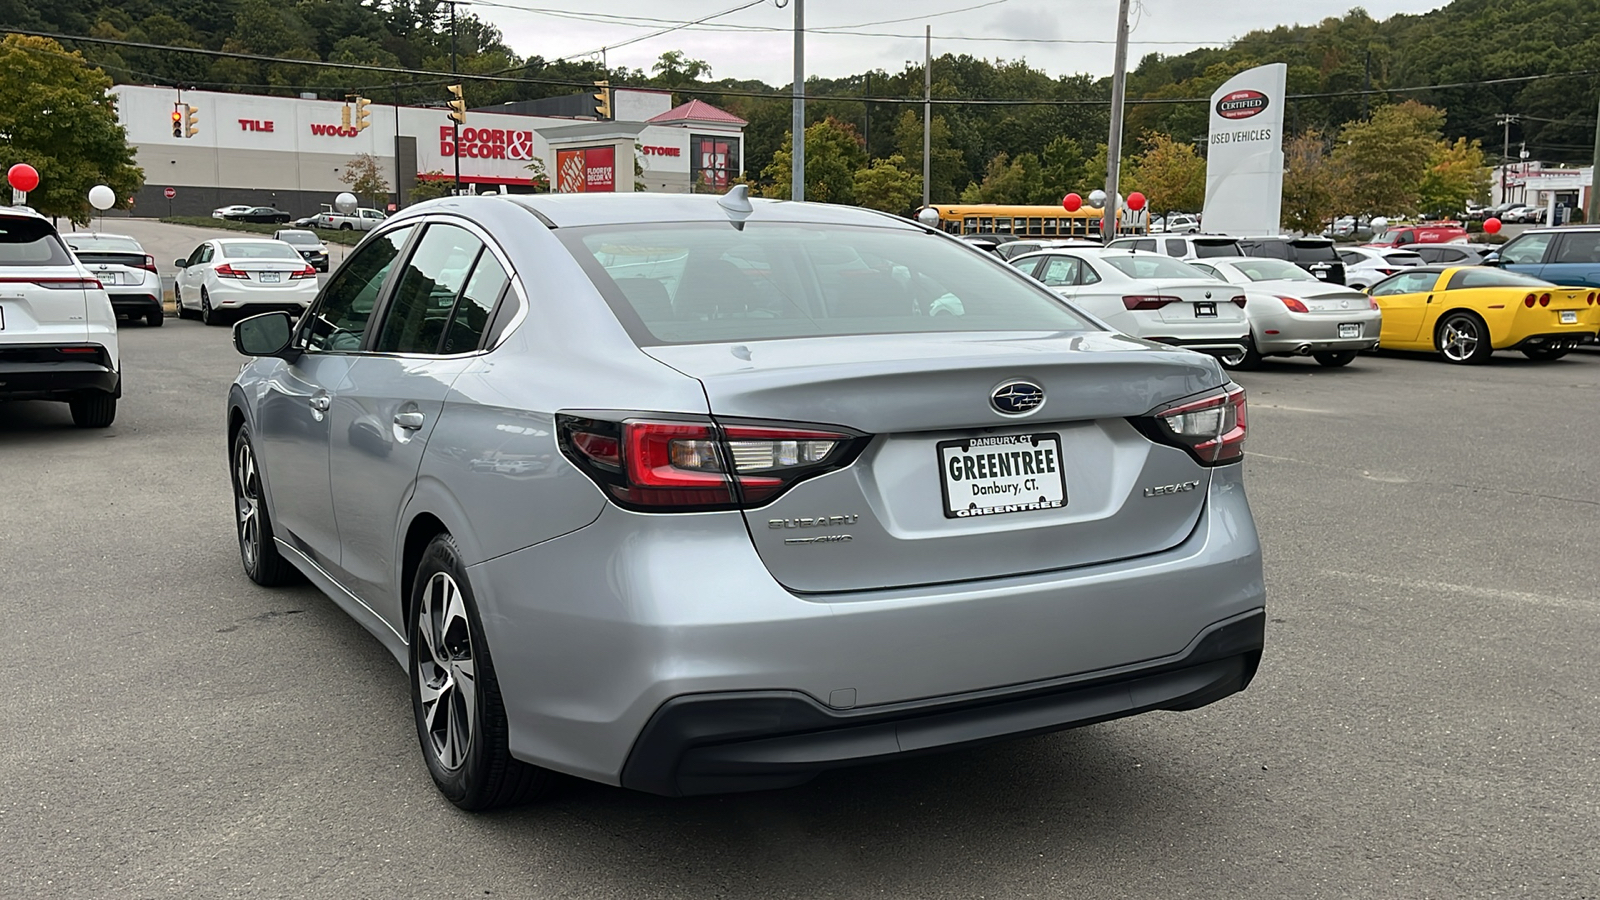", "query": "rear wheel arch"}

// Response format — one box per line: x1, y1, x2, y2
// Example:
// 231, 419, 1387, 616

401, 513, 450, 631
